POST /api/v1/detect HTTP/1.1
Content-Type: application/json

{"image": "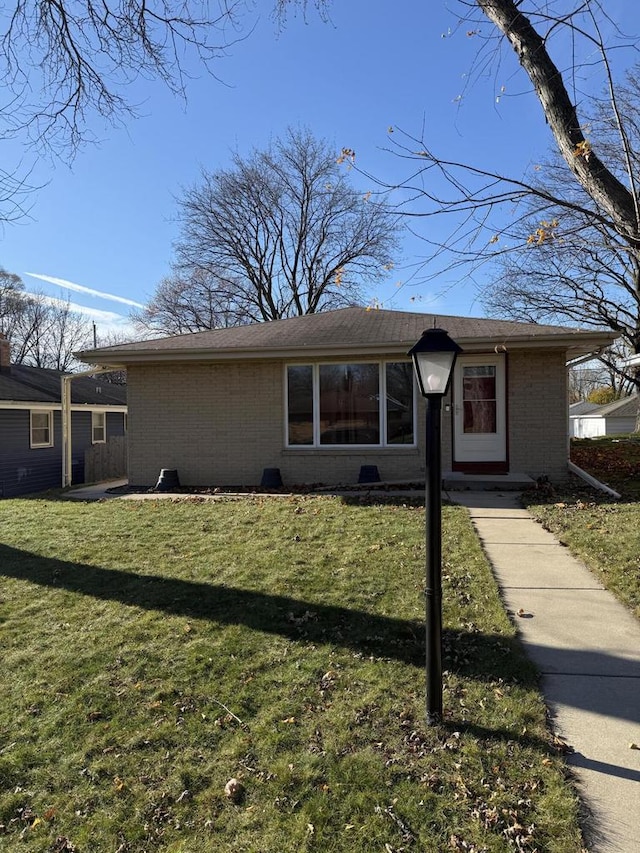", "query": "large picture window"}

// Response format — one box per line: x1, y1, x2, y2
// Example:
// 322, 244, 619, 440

287, 362, 415, 447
